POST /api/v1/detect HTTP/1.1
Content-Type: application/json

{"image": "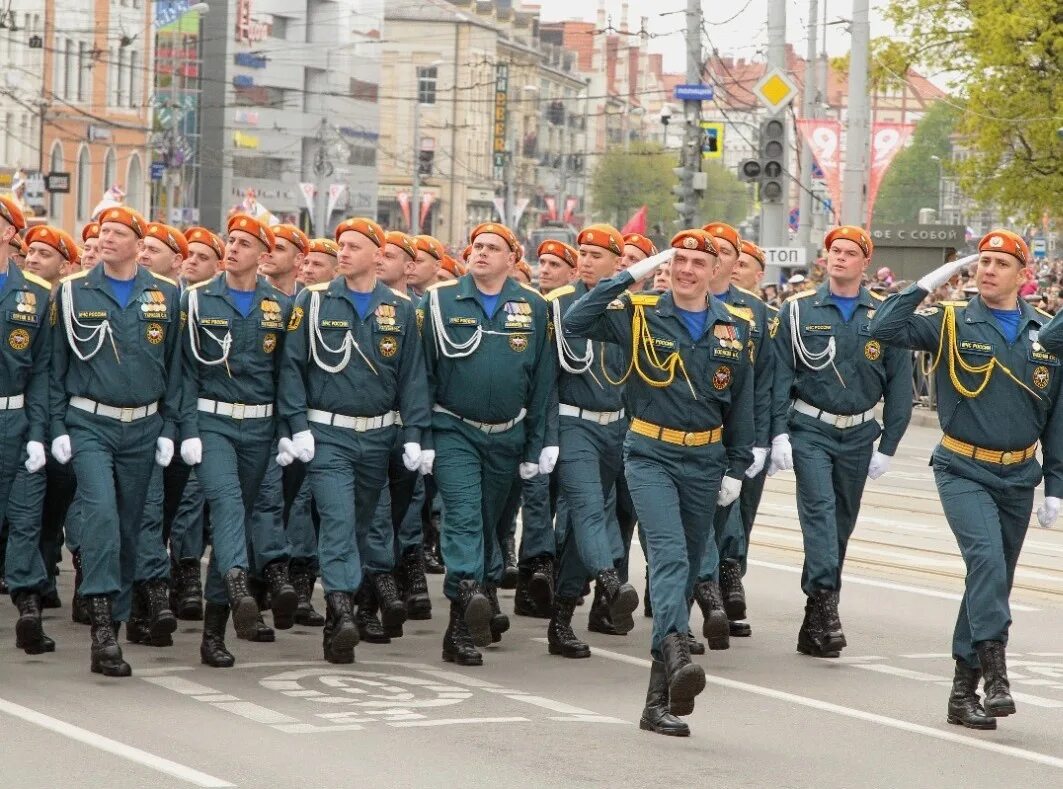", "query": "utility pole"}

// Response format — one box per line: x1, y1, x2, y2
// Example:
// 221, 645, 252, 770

761, 0, 788, 247
841, 0, 871, 225
795, 0, 818, 258
505, 108, 516, 227
673, 0, 702, 228
411, 98, 421, 234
